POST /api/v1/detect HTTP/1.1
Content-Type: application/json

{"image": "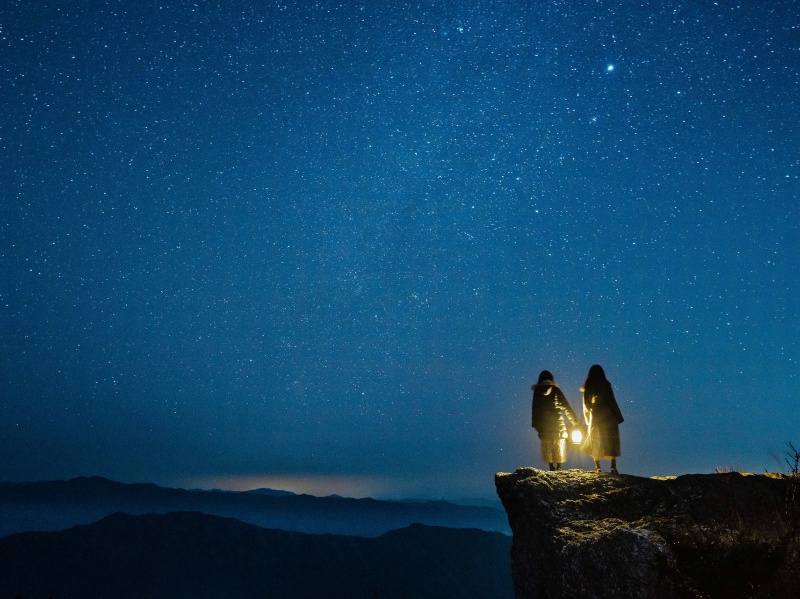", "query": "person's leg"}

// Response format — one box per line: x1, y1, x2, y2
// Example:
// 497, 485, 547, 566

556, 463, 562, 471
610, 459, 618, 474
549, 463, 556, 471
594, 460, 601, 473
